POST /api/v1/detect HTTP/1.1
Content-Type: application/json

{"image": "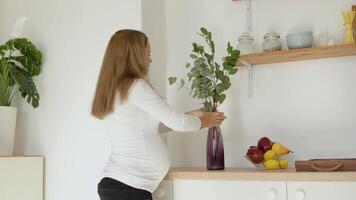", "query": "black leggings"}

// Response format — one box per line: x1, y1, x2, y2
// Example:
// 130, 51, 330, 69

98, 177, 152, 200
